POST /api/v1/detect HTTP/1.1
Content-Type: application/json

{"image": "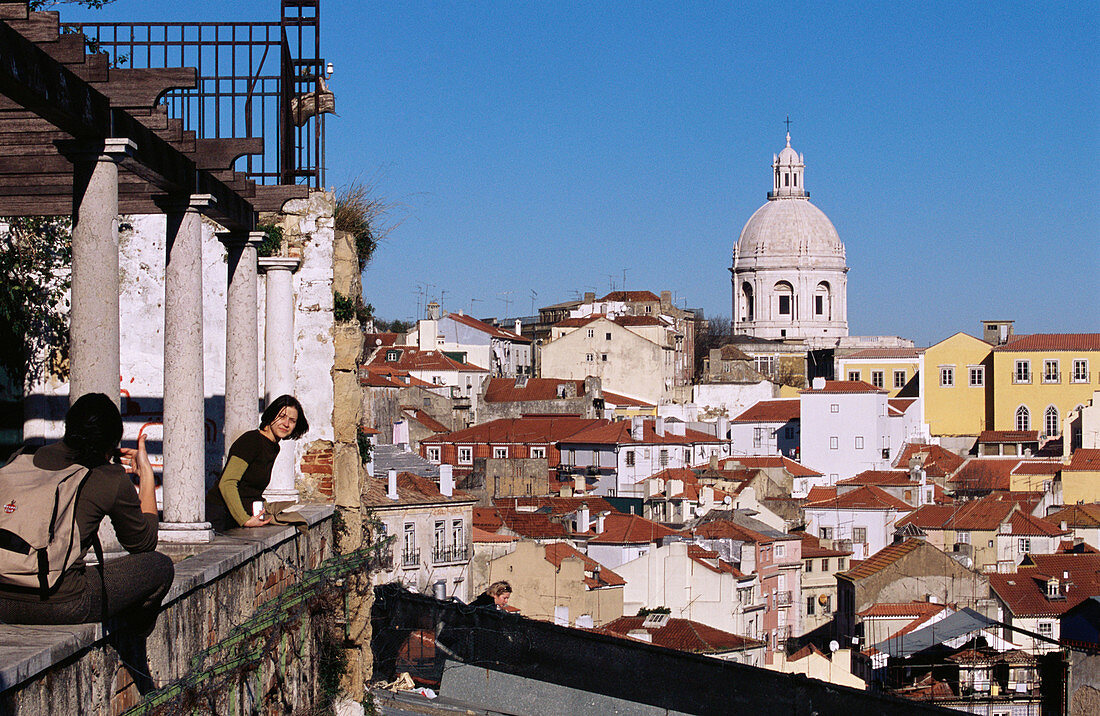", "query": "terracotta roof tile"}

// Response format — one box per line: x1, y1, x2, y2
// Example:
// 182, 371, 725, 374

732, 399, 800, 423
718, 344, 752, 361
839, 539, 924, 581
561, 420, 717, 446
1006, 512, 1069, 537
842, 348, 924, 359
590, 513, 678, 544
802, 380, 885, 394
1067, 449, 1100, 471
445, 312, 531, 343
690, 519, 770, 544
489, 505, 571, 539
990, 553, 1100, 616
421, 416, 605, 446
601, 391, 656, 408
362, 472, 476, 507
401, 407, 450, 433
993, 334, 1100, 352
601, 616, 764, 653
978, 430, 1039, 444
720, 456, 822, 477
1012, 461, 1062, 476
949, 458, 1022, 492
482, 377, 588, 403
858, 601, 949, 618
804, 484, 913, 512
798, 532, 852, 558
612, 315, 665, 327
598, 290, 661, 303
888, 398, 917, 416
686, 544, 746, 577
472, 526, 518, 543
493, 496, 618, 516
1046, 504, 1100, 528
543, 542, 625, 588
368, 346, 489, 373
894, 443, 965, 477
837, 470, 916, 487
